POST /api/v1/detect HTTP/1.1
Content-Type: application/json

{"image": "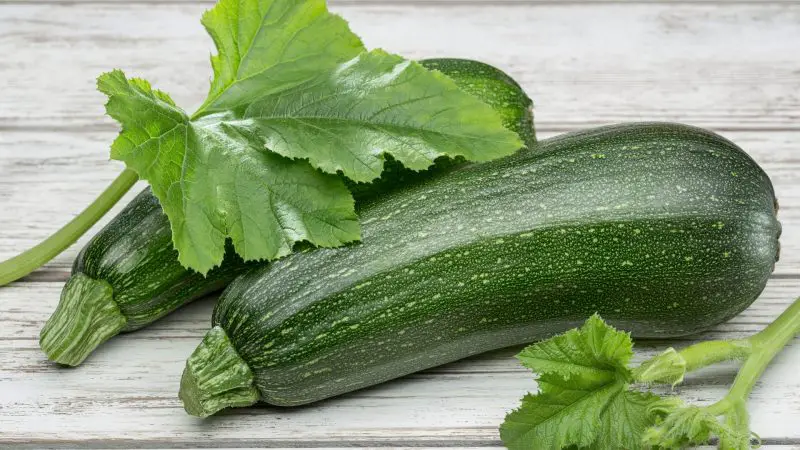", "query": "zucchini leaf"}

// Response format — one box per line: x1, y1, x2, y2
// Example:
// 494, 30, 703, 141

99, 0, 522, 274
197, 0, 365, 114
500, 315, 665, 450
239, 49, 523, 182
98, 72, 359, 274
